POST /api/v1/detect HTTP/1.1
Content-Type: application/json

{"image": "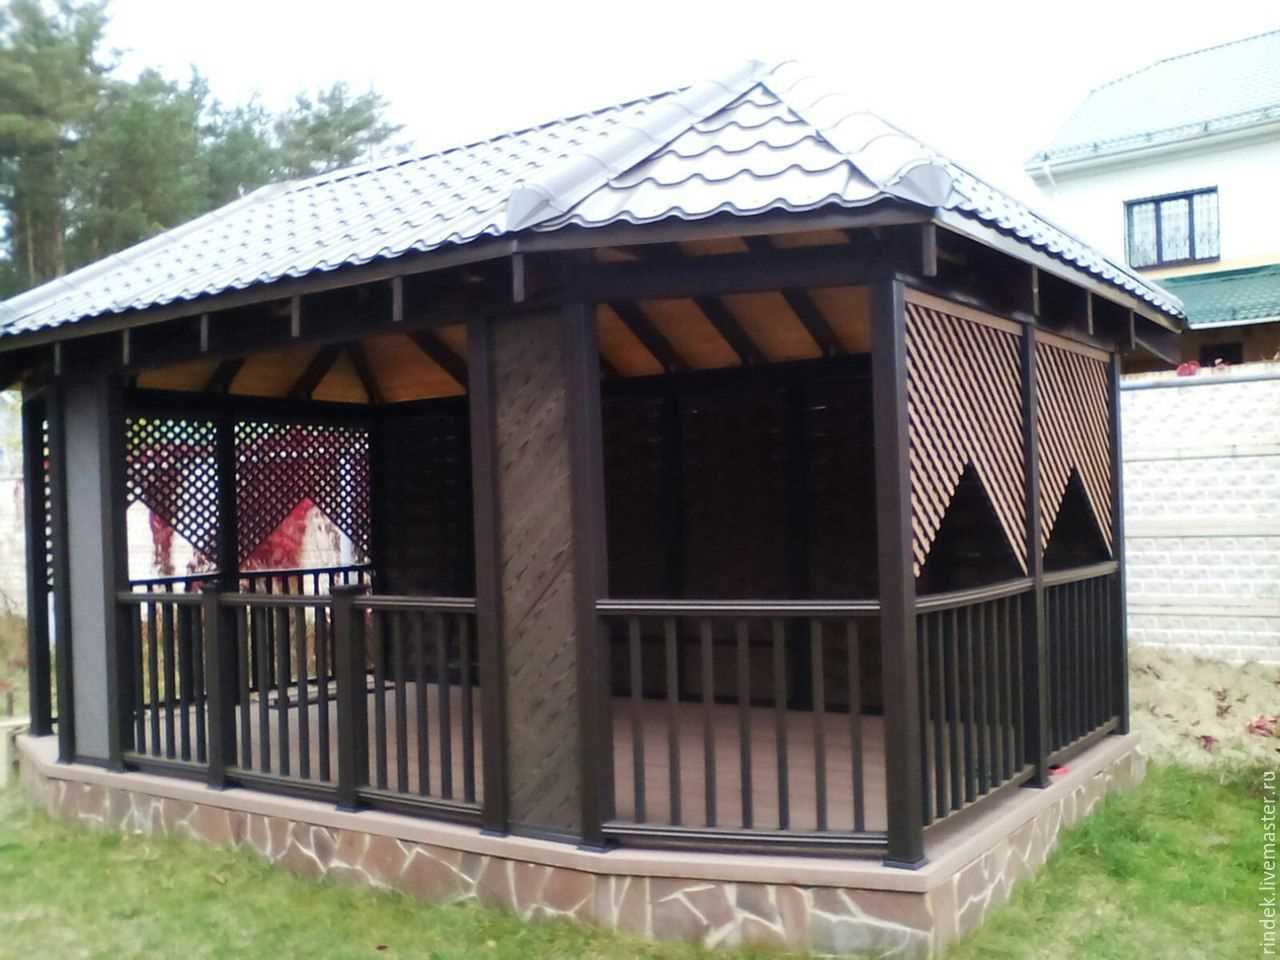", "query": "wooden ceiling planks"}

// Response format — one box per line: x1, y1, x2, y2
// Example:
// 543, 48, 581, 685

643, 298, 740, 371
135, 356, 222, 392
721, 291, 823, 363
